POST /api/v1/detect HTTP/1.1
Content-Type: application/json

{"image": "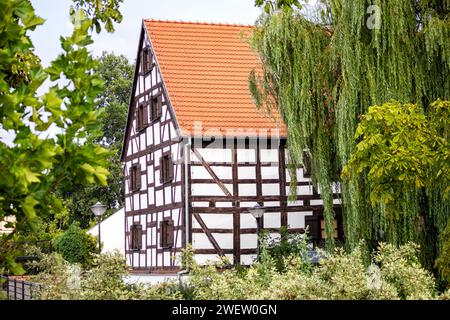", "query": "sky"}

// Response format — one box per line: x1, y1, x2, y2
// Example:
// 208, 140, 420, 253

30, 0, 262, 66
